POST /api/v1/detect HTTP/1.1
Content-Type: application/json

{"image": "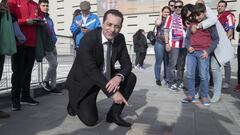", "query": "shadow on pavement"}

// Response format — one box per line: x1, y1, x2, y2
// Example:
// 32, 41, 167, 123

0, 92, 69, 135
57, 89, 149, 135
